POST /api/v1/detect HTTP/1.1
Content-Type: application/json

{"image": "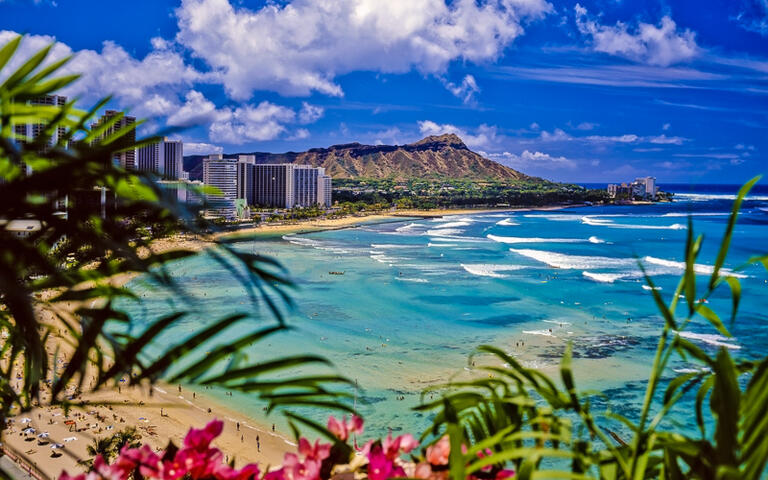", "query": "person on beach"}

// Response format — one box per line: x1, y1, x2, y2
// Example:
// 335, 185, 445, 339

257, 435, 260, 452
236, 422, 240, 431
